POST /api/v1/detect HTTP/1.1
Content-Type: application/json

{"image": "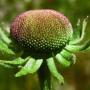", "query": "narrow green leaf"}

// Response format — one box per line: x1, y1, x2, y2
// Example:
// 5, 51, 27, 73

82, 16, 88, 33
15, 57, 35, 77
0, 27, 11, 44
69, 17, 88, 44
0, 40, 16, 59
46, 57, 64, 85
60, 49, 76, 64
0, 63, 13, 68
0, 57, 27, 65
66, 40, 90, 52
29, 59, 43, 73
15, 58, 43, 77
56, 54, 71, 67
